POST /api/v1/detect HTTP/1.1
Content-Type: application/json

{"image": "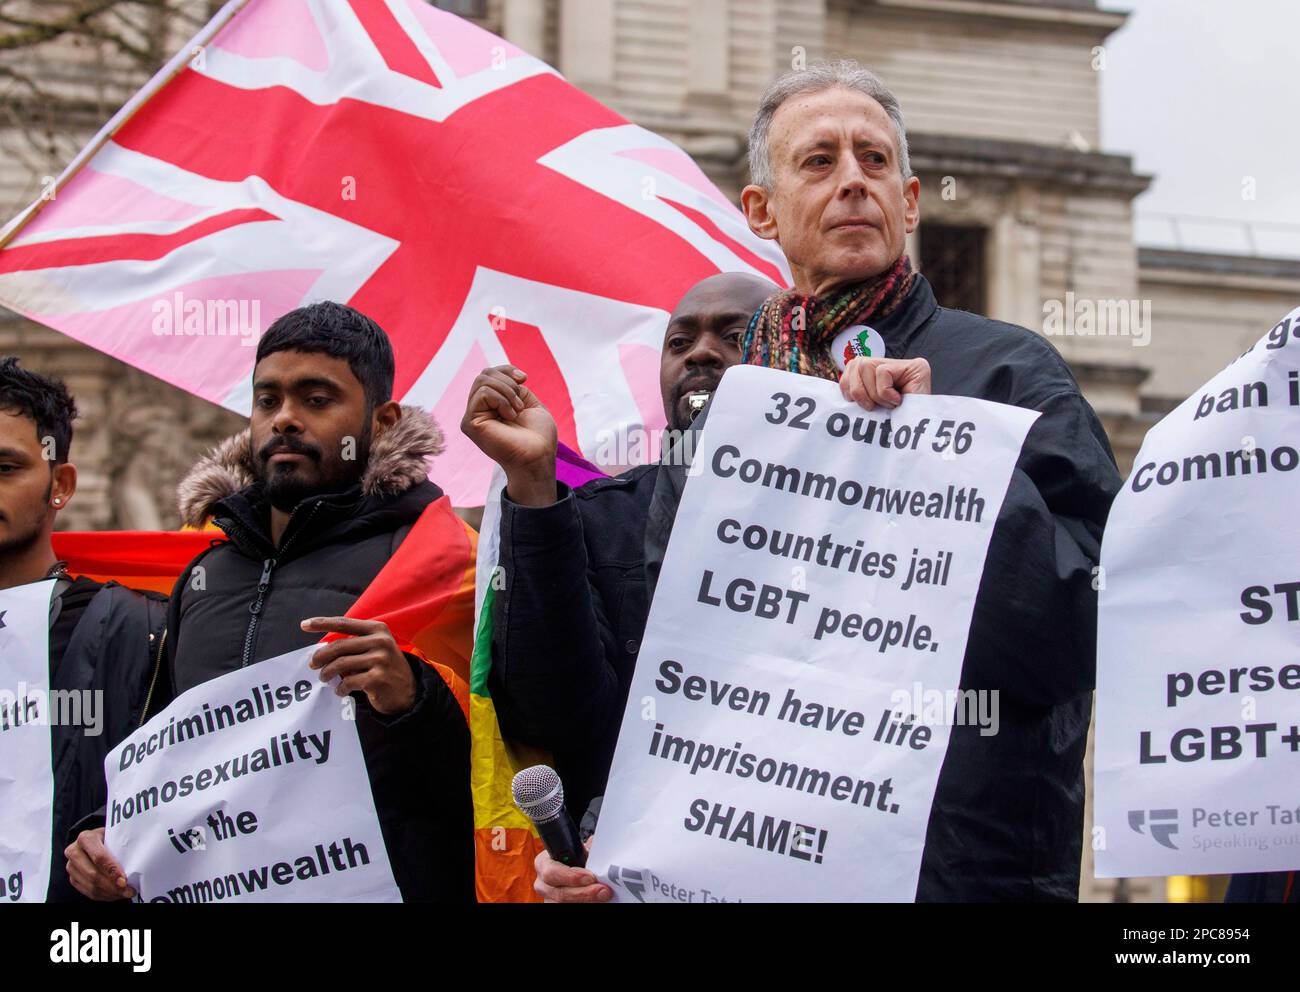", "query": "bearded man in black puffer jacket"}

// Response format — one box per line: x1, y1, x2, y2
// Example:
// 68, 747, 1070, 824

66, 301, 474, 903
